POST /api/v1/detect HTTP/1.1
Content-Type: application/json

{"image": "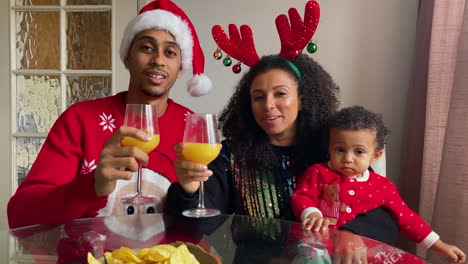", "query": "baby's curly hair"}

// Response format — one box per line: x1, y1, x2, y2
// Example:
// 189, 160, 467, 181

219, 54, 340, 173
329, 105, 390, 150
